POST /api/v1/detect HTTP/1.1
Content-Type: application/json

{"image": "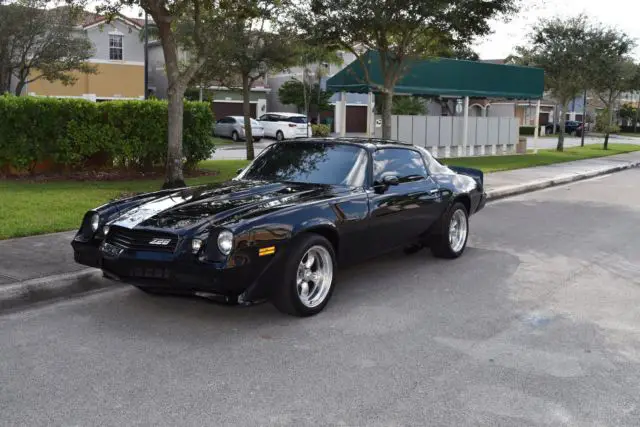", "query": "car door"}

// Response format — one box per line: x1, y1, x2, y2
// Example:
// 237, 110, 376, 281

214, 117, 226, 136
366, 147, 442, 254
259, 114, 273, 137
